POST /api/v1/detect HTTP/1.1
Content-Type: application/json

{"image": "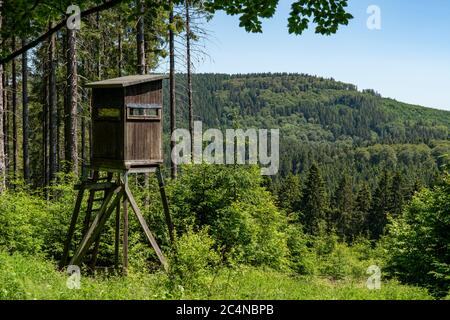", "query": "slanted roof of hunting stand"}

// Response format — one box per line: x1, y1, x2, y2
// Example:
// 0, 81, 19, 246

86, 74, 168, 88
